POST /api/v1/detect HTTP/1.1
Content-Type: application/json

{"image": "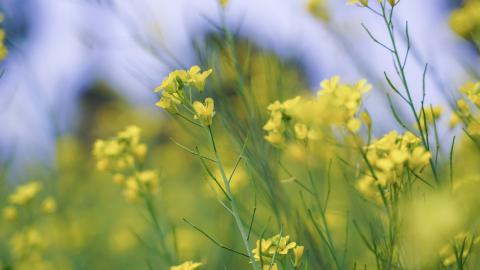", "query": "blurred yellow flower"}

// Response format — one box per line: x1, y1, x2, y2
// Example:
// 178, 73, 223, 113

3, 206, 17, 221
9, 181, 42, 206
40, 197, 57, 214
170, 261, 202, 270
